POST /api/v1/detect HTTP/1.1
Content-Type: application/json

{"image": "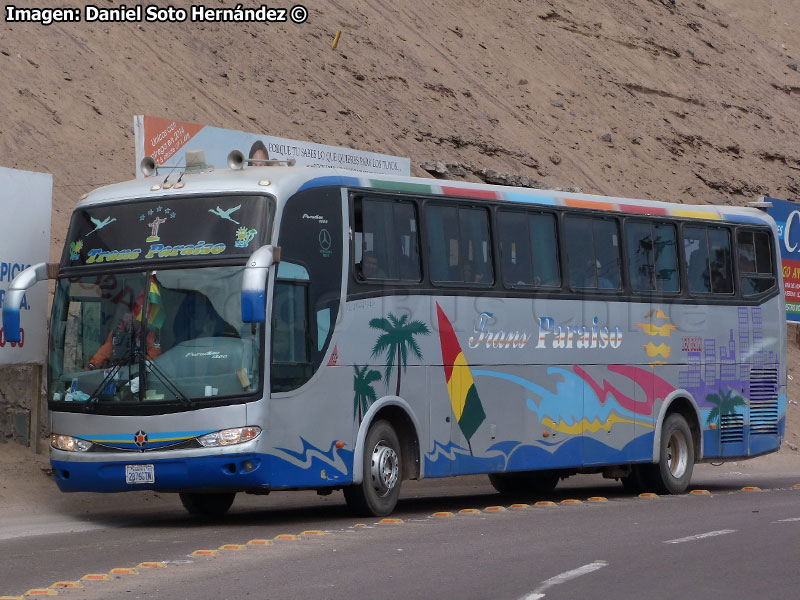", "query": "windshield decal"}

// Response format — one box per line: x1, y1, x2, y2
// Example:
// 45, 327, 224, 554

234, 227, 258, 248
63, 195, 269, 267
209, 204, 242, 224
70, 240, 83, 261
85, 216, 117, 237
